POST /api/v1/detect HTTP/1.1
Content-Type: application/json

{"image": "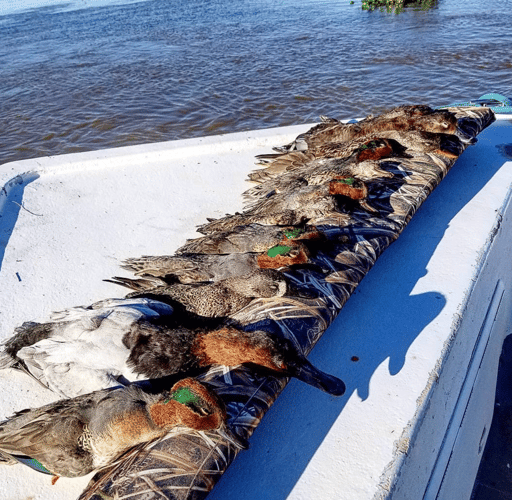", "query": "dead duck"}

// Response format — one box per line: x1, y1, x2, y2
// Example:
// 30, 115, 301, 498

0, 300, 345, 398
176, 224, 324, 255
114, 269, 314, 317
242, 175, 378, 215
124, 325, 346, 395
253, 135, 400, 166
361, 128, 471, 159
358, 104, 436, 121
197, 183, 351, 235
0, 298, 176, 397
273, 106, 460, 153
197, 208, 323, 235
249, 137, 405, 184
361, 105, 476, 144
0, 377, 243, 481
118, 243, 312, 284
120, 252, 261, 283
243, 145, 398, 205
